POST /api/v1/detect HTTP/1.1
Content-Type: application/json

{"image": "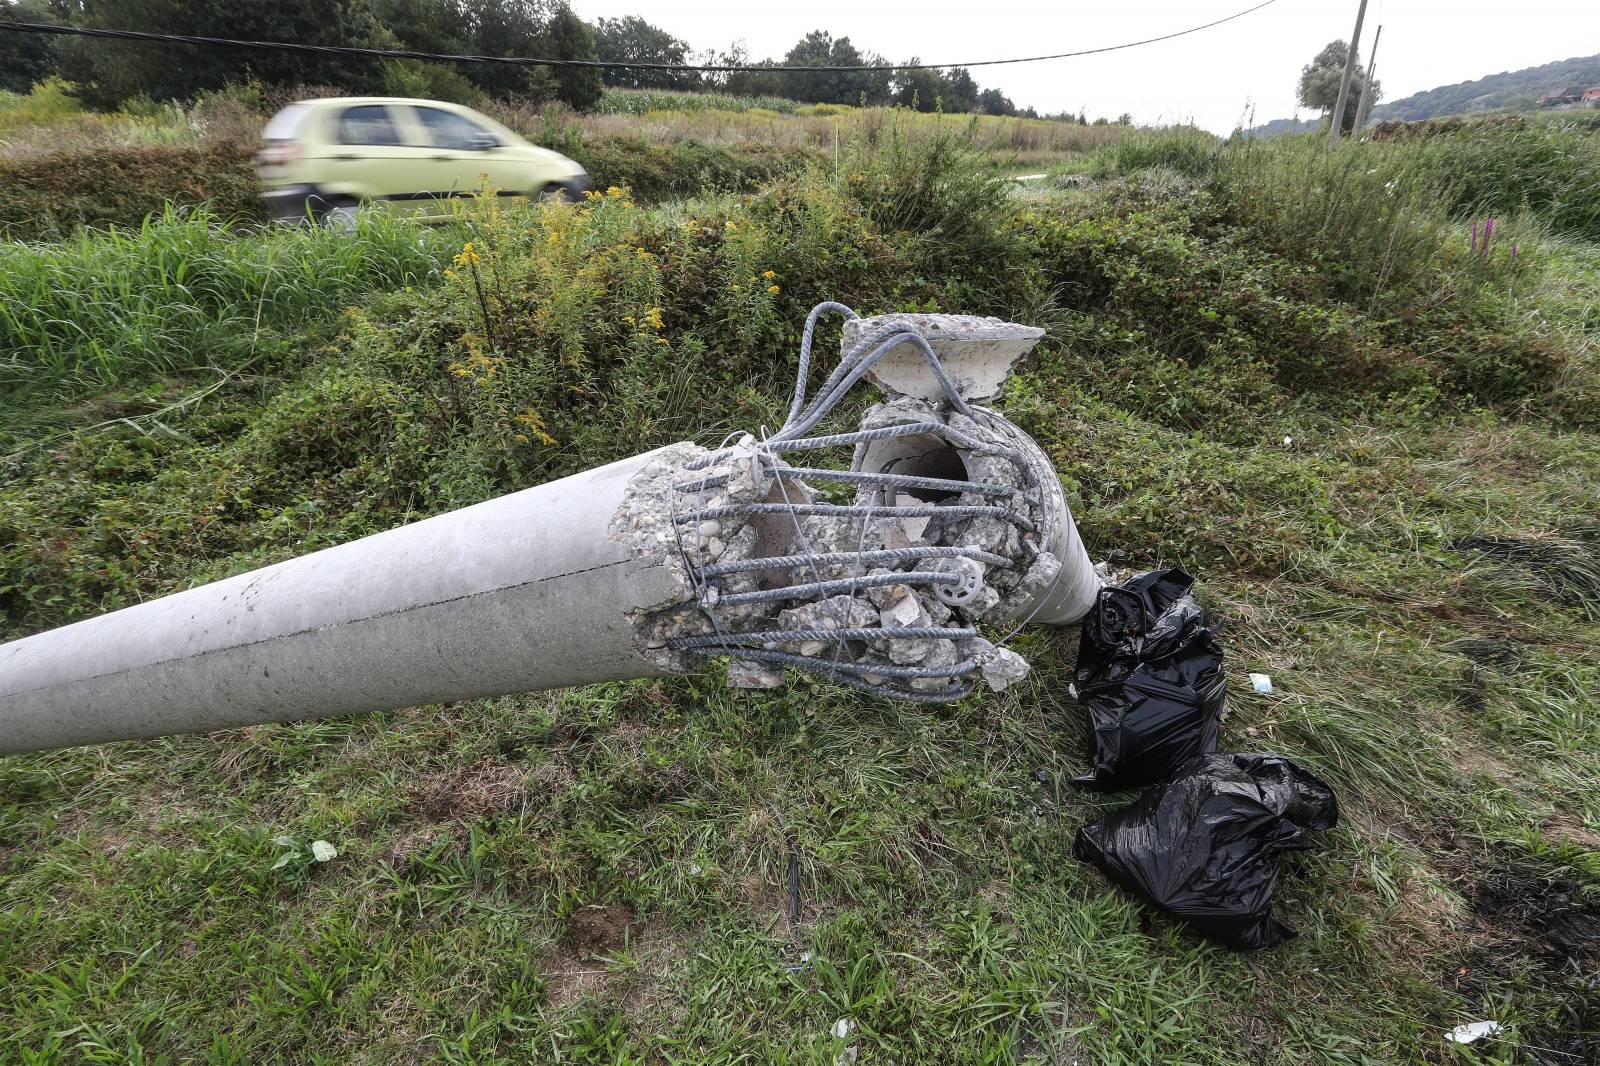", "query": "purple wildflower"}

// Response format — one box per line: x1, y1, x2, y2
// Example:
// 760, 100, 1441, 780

1482, 217, 1495, 254
1471, 221, 1479, 252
